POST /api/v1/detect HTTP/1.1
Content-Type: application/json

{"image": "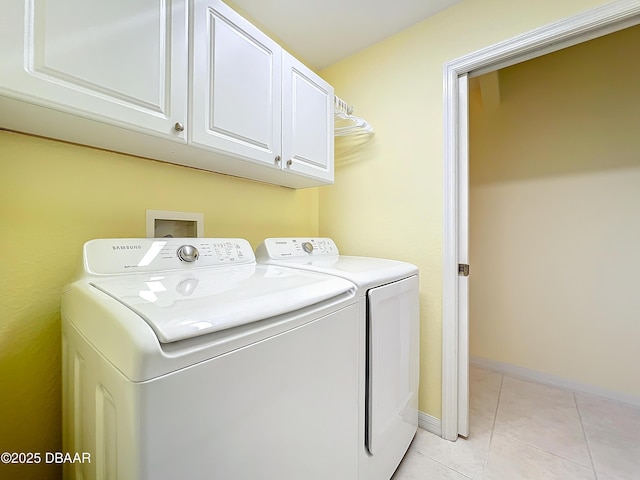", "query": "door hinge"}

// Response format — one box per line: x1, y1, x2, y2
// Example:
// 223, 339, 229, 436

458, 264, 469, 277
